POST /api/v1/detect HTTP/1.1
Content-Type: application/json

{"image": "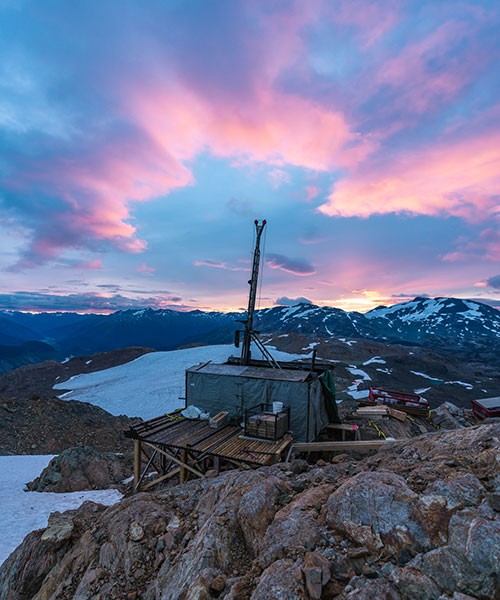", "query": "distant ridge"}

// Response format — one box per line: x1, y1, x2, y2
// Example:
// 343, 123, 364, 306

0, 297, 498, 371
